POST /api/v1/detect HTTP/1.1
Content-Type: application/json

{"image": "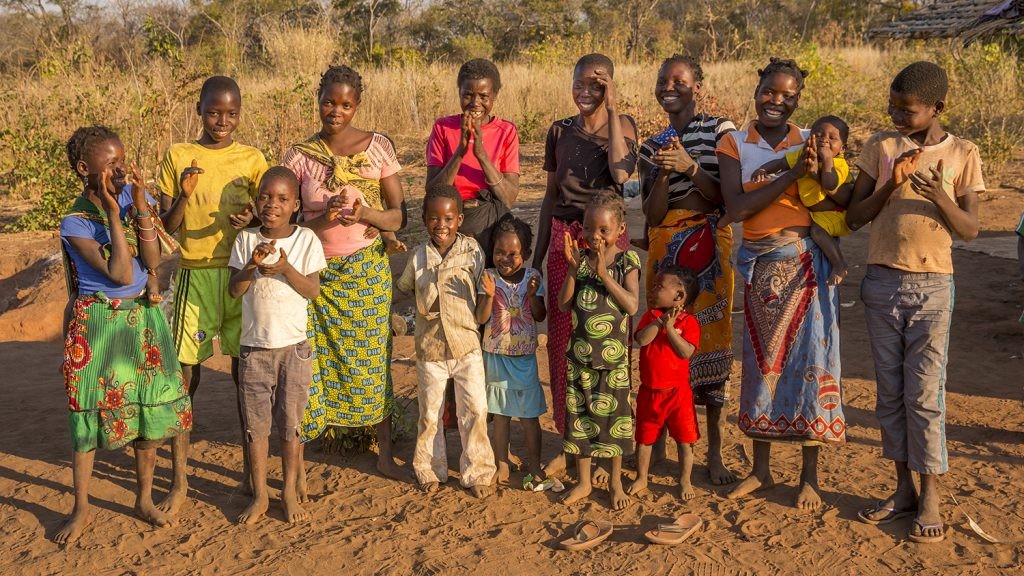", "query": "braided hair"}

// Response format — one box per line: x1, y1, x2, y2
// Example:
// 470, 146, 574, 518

66, 125, 119, 173
318, 65, 364, 100
490, 212, 534, 258
756, 57, 810, 93
661, 53, 704, 83
586, 189, 626, 225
